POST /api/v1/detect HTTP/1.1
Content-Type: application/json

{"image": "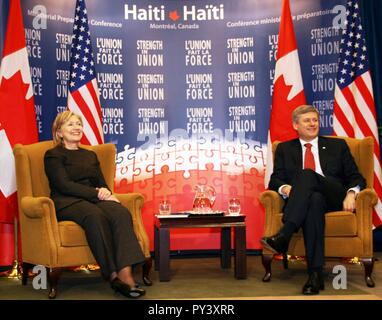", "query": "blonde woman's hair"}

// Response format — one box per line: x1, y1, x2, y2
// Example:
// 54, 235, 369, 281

292, 105, 319, 123
52, 110, 83, 145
